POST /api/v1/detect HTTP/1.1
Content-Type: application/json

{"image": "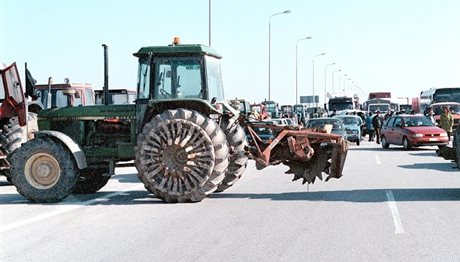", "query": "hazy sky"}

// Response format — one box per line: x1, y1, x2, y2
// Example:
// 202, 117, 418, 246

1, 0, 459, 106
